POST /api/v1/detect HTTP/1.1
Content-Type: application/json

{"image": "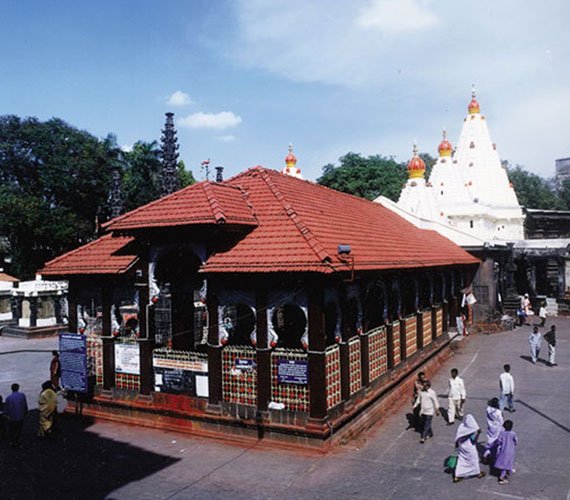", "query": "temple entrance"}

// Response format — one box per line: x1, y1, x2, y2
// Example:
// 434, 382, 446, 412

154, 248, 205, 351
